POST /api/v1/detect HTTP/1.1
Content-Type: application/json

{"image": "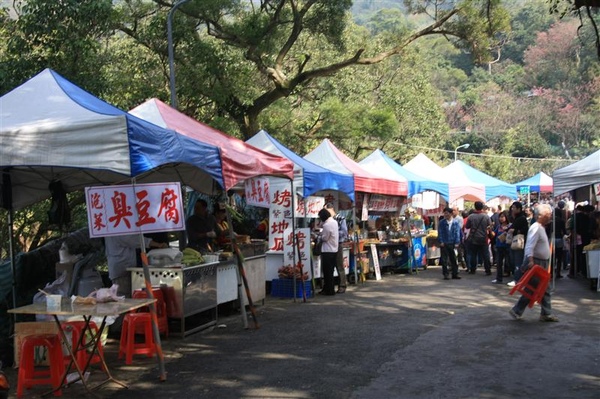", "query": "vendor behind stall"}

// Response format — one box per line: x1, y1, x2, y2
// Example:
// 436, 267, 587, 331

214, 204, 238, 250
186, 199, 217, 253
